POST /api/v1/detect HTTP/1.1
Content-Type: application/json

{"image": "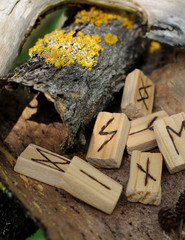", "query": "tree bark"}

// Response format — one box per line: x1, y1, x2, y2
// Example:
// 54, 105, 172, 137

6, 7, 146, 148
0, 0, 184, 77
